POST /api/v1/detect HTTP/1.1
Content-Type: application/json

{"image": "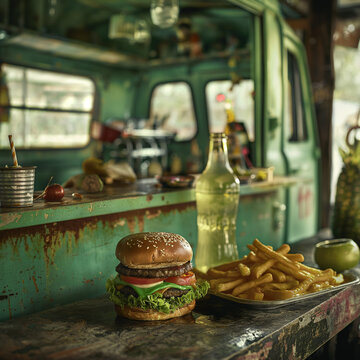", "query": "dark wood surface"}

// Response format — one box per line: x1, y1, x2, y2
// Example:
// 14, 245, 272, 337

0, 233, 359, 360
